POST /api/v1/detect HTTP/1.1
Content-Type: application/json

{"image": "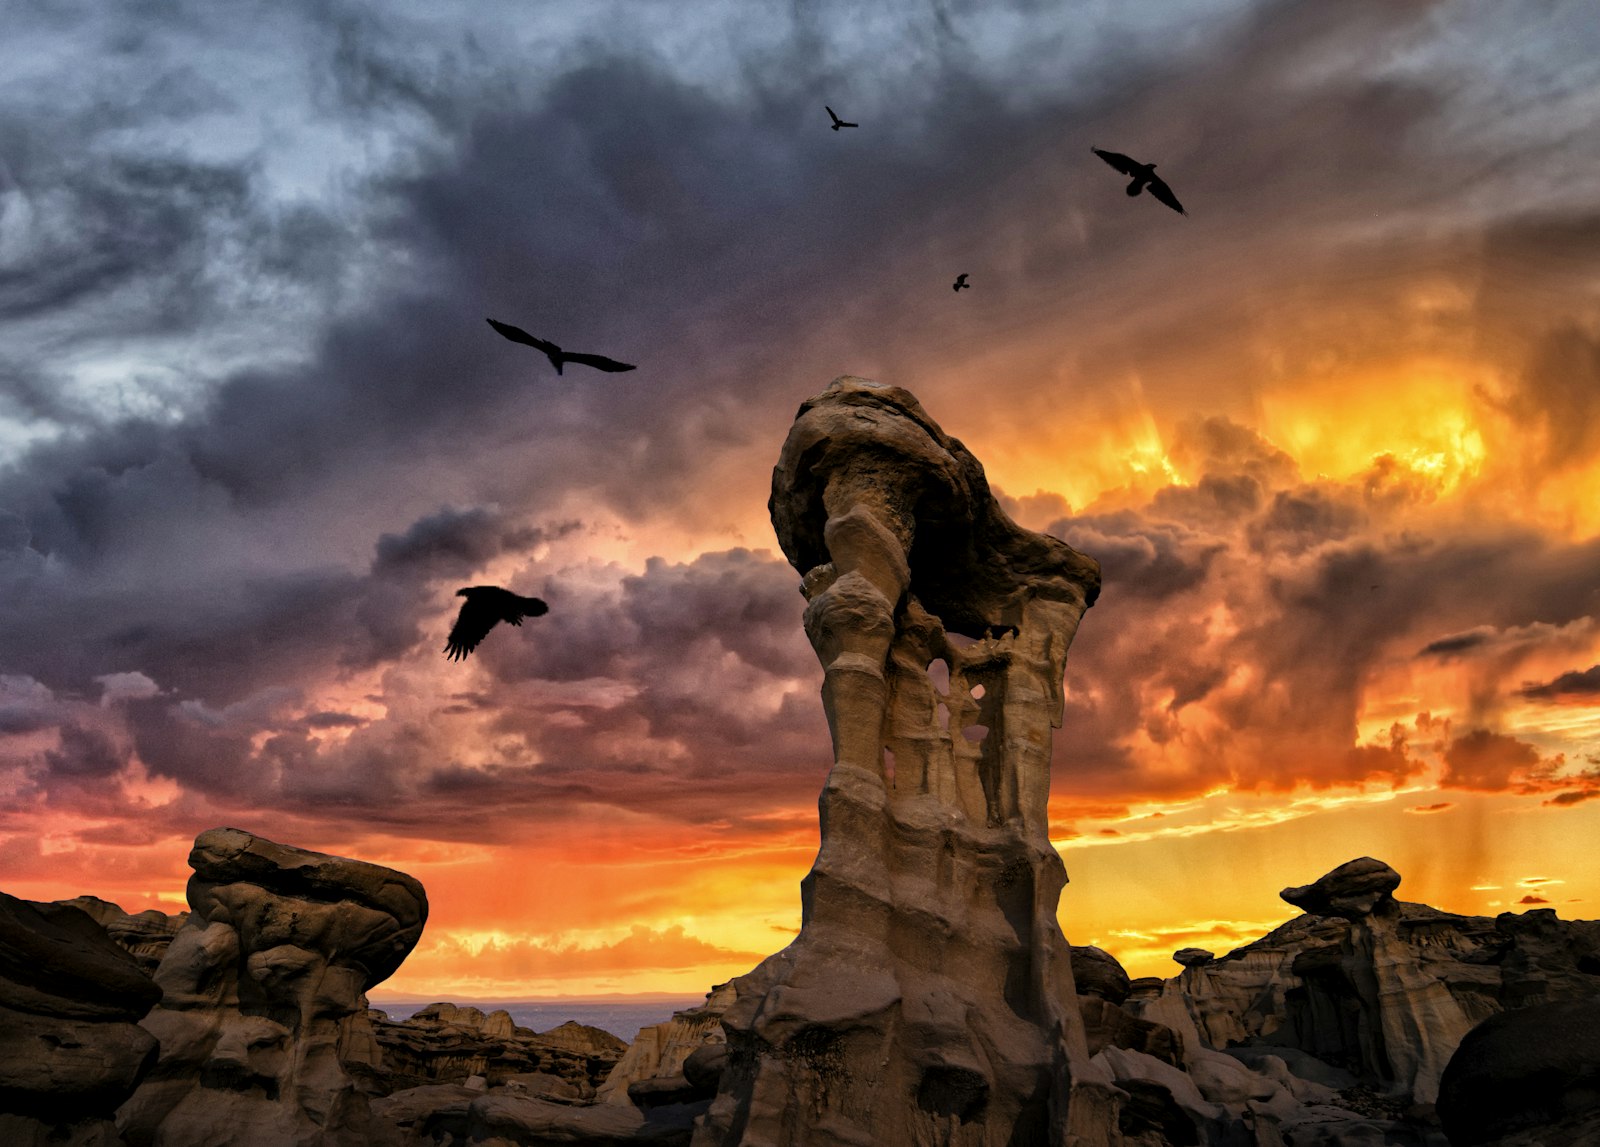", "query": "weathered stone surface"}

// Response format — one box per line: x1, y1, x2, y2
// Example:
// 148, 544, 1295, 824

1173, 948, 1214, 968
116, 827, 428, 1147
598, 983, 731, 1106
1111, 856, 1600, 1144
1072, 944, 1133, 1005
1078, 995, 1182, 1067
56, 896, 188, 977
696, 377, 1109, 1146
464, 1091, 682, 1144
1437, 995, 1600, 1146
375, 1004, 623, 1094
0, 892, 161, 1144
